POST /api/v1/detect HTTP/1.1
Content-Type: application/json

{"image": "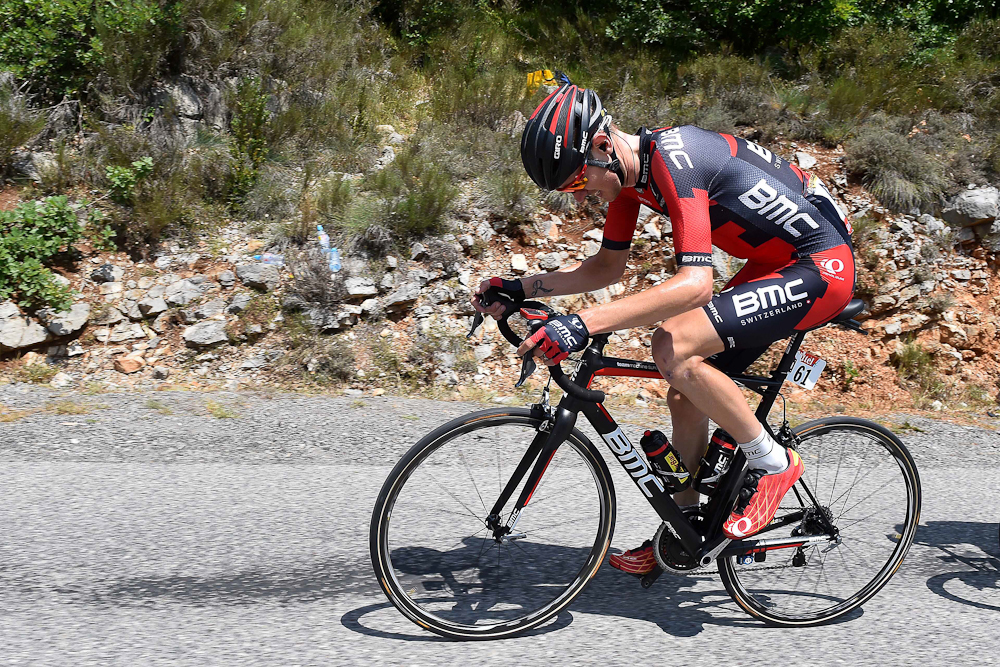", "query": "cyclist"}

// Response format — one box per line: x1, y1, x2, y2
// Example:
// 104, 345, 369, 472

472, 83, 856, 575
